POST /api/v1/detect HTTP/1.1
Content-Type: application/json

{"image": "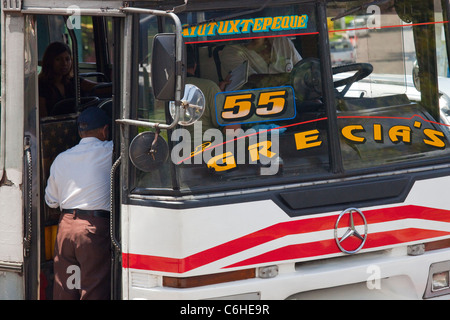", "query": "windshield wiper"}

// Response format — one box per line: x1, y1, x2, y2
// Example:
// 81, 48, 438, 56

331, 0, 391, 21
170, 0, 188, 14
